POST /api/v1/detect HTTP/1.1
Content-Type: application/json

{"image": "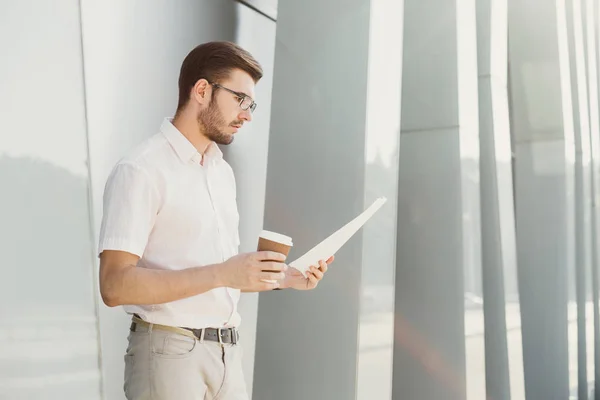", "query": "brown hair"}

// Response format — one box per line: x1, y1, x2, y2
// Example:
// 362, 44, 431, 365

176, 41, 263, 112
